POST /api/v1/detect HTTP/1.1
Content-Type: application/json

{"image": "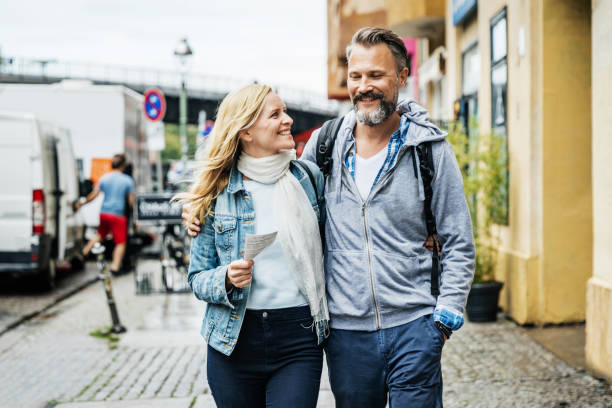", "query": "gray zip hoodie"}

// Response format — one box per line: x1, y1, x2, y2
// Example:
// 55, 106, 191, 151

301, 99, 475, 331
